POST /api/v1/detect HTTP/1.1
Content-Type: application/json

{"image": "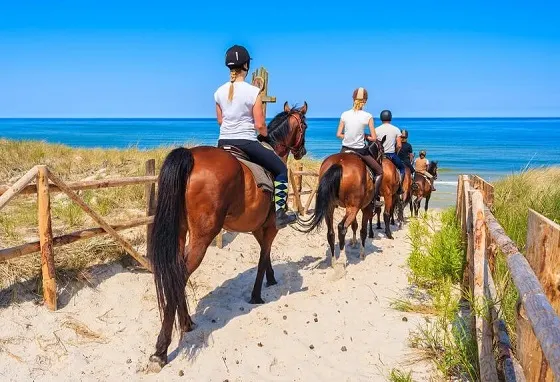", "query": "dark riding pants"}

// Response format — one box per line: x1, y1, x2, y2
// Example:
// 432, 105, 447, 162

340, 146, 383, 176
385, 153, 405, 177
403, 160, 414, 175
218, 139, 288, 181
